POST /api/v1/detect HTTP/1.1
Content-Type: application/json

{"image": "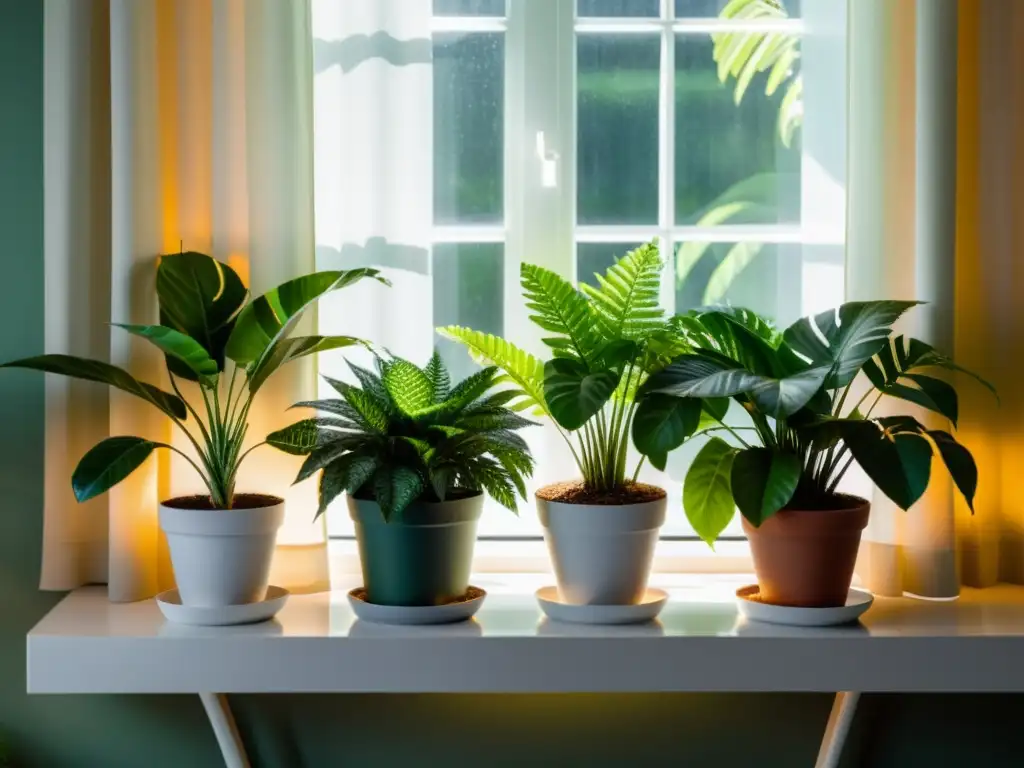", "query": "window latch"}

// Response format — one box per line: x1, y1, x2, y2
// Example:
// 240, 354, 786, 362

535, 131, 559, 189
